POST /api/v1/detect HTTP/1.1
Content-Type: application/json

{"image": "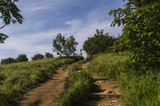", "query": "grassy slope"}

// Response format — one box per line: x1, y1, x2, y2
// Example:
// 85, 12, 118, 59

88, 53, 160, 106
58, 62, 93, 106
0, 57, 81, 106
